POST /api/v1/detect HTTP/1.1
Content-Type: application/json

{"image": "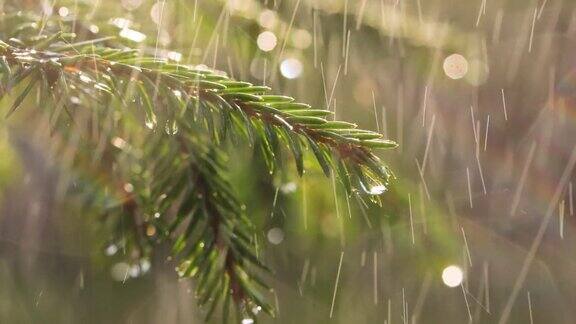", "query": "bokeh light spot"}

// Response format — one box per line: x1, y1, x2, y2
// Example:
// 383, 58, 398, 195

443, 54, 469, 79
291, 29, 312, 49
267, 227, 284, 245
280, 58, 303, 79
110, 262, 130, 281
257, 31, 277, 52
465, 59, 490, 86
258, 10, 277, 29
121, 0, 143, 11
58, 7, 69, 17
442, 265, 464, 287
150, 2, 165, 25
